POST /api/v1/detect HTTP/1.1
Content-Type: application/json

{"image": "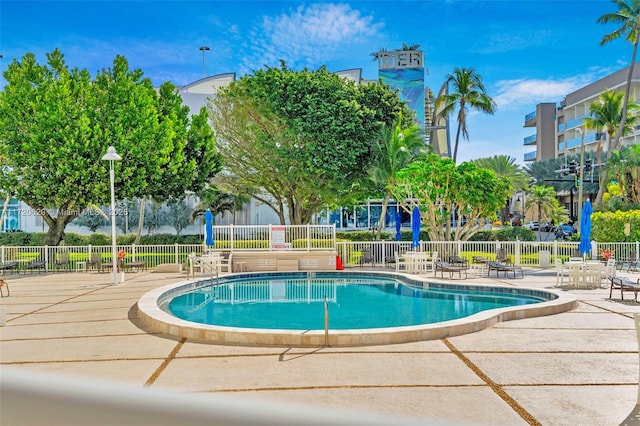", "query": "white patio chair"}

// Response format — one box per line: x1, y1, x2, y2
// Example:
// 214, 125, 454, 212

555, 257, 570, 286
395, 252, 408, 273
